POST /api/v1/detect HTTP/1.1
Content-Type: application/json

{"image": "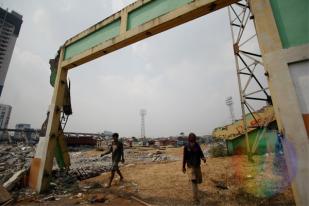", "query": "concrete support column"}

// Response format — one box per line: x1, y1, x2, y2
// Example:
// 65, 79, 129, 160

29, 48, 68, 193
251, 0, 309, 205
120, 10, 128, 34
